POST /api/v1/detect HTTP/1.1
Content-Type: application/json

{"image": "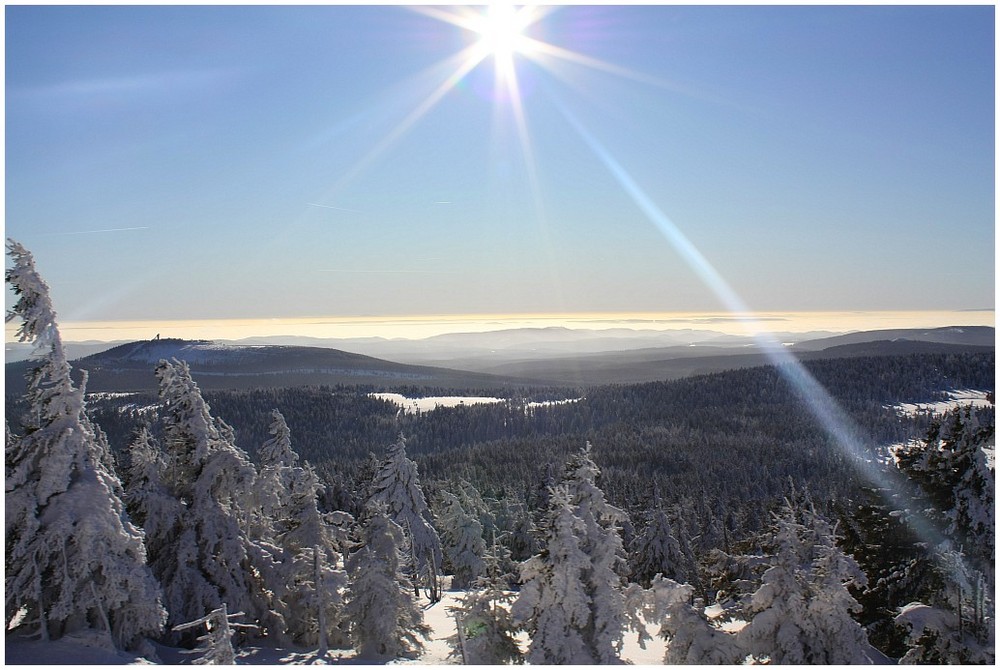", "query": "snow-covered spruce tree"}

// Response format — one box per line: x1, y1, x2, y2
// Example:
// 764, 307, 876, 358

455, 477, 498, 541
496, 497, 539, 563
173, 604, 257, 665
247, 409, 297, 542
645, 575, 744, 664
896, 406, 995, 580
4, 239, 166, 648
259, 408, 298, 468
245, 409, 347, 650
343, 506, 430, 660
738, 499, 874, 664
122, 426, 185, 600
512, 485, 595, 664
447, 539, 522, 664
282, 543, 347, 656
437, 490, 486, 589
152, 359, 283, 641
279, 460, 350, 651
369, 435, 443, 601
562, 443, 631, 663
894, 546, 994, 664
891, 406, 995, 662
630, 505, 690, 588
